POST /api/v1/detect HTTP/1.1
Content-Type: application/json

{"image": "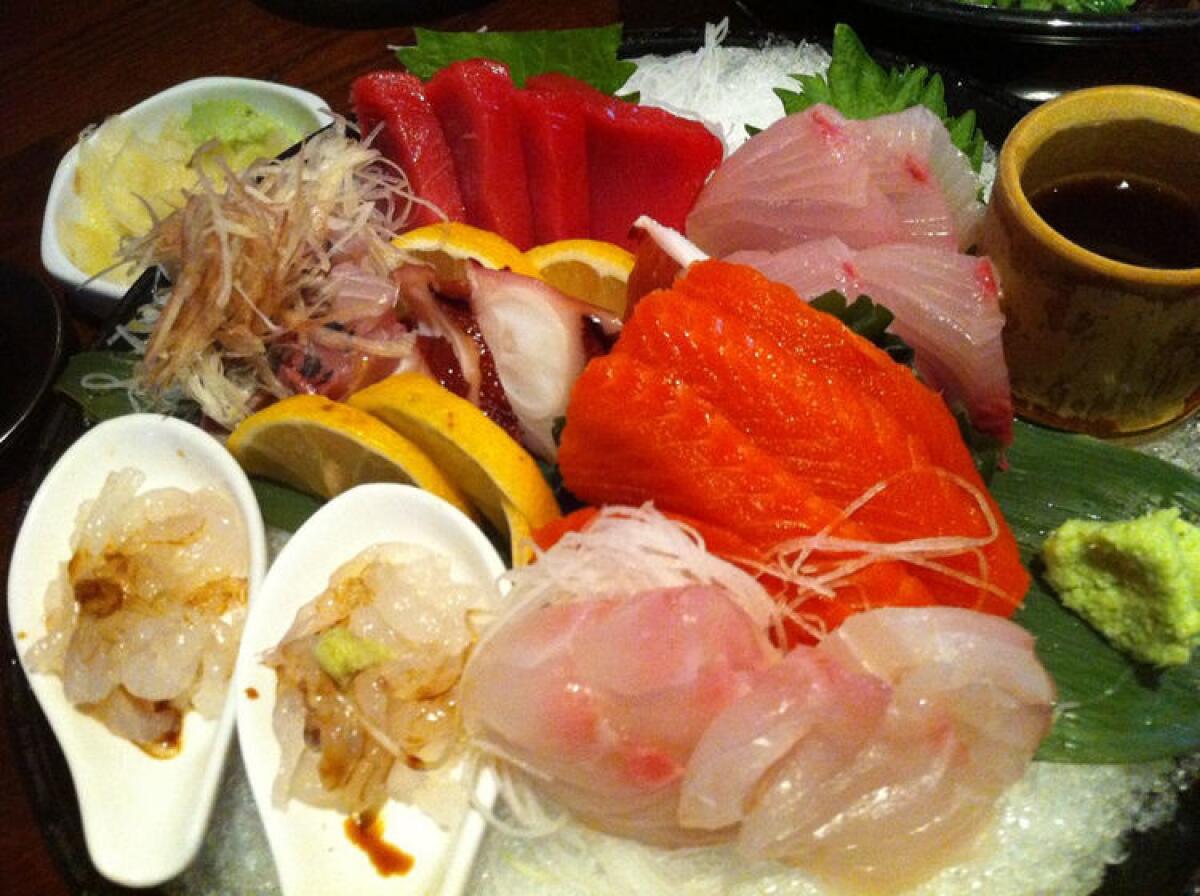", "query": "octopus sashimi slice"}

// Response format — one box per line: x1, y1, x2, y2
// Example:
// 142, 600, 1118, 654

467, 265, 594, 460
462, 583, 778, 846
716, 607, 1054, 894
